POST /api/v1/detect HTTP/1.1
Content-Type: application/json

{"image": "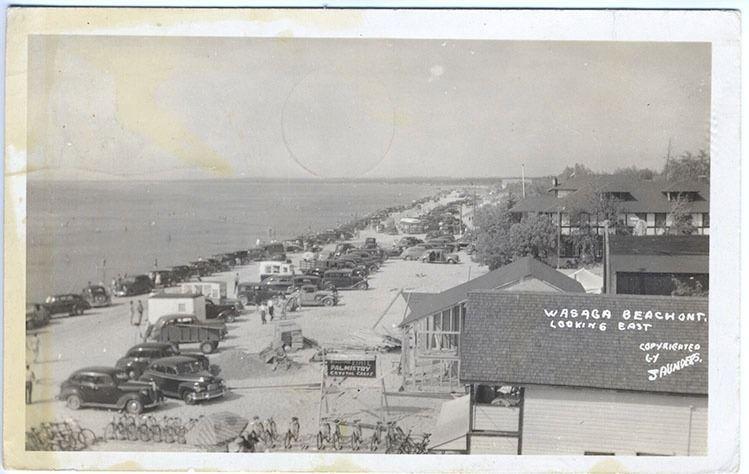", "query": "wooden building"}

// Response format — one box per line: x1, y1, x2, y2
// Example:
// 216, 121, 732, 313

605, 235, 709, 295
398, 257, 584, 392
458, 291, 708, 455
